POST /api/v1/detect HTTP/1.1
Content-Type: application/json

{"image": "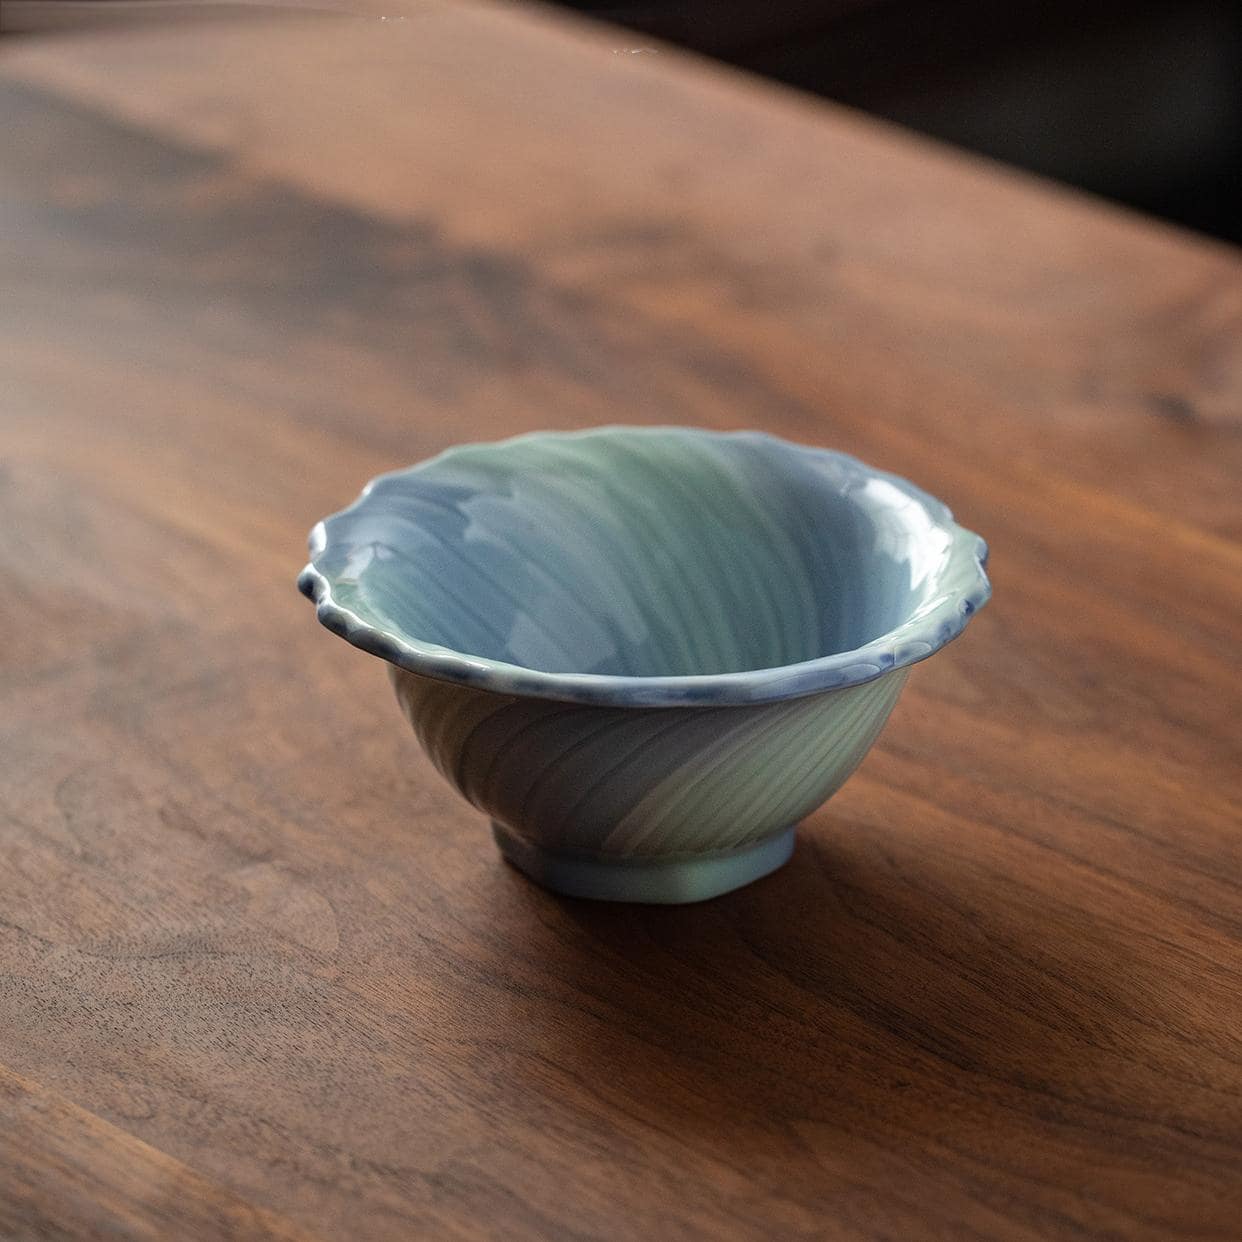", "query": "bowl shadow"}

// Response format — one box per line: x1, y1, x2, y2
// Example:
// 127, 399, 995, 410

480, 812, 1144, 1166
